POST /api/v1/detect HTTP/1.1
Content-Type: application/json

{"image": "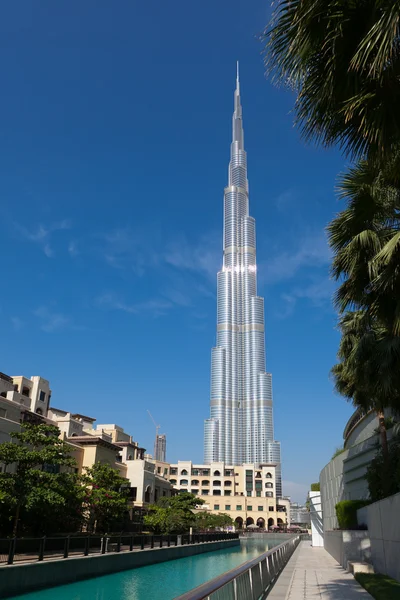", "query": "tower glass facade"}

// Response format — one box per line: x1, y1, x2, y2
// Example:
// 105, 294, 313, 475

154, 434, 166, 463
204, 67, 282, 498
